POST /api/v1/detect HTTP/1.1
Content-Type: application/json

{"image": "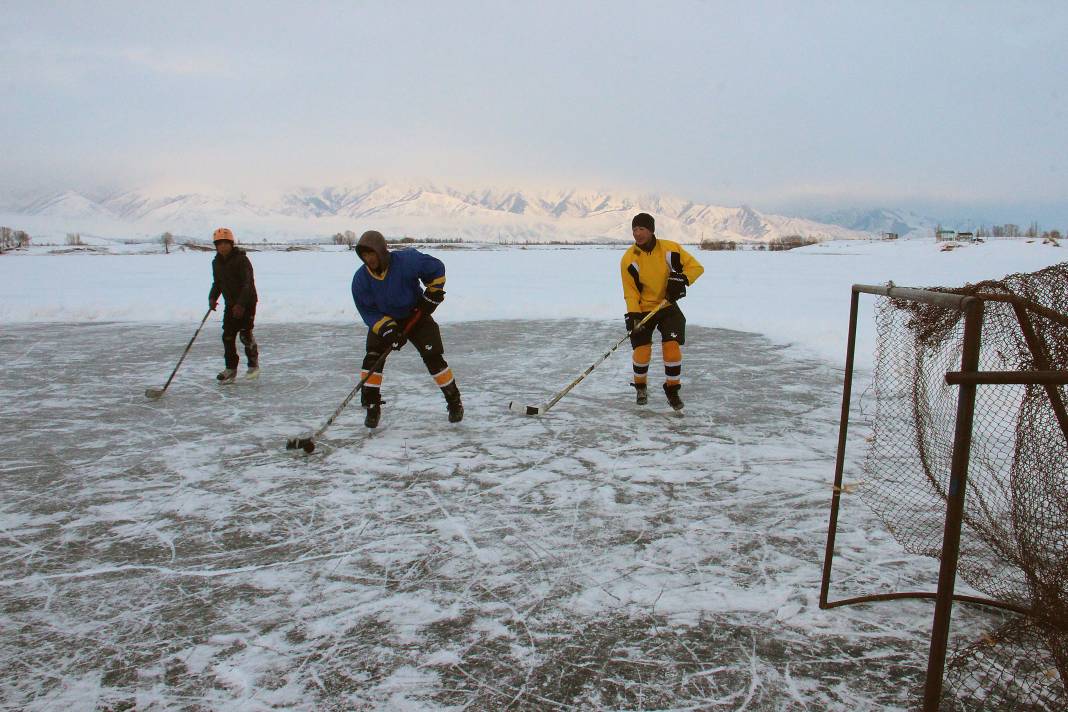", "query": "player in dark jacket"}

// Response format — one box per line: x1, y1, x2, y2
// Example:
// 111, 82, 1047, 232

351, 230, 463, 428
208, 227, 259, 383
